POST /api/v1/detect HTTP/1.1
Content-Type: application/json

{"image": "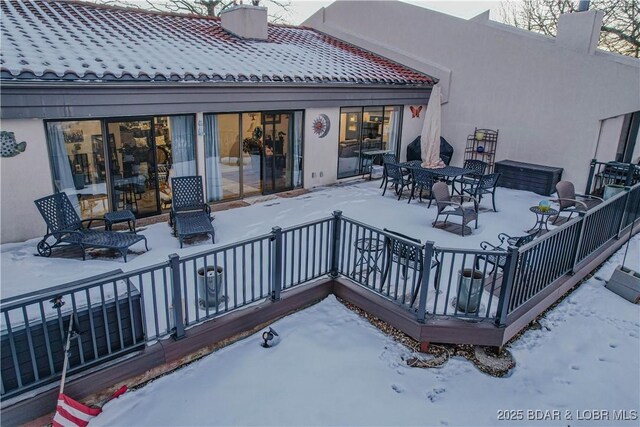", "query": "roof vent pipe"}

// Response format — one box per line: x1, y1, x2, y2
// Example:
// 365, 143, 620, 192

577, 1, 590, 12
